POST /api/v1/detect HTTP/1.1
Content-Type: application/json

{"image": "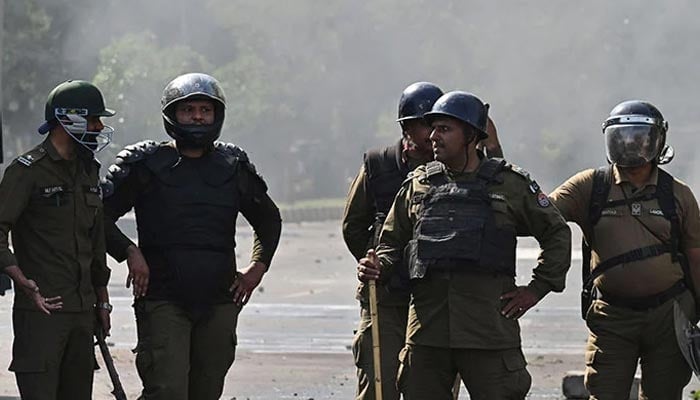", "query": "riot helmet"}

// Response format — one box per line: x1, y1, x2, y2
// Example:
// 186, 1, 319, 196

161, 73, 226, 147
602, 100, 672, 167
397, 82, 444, 123
40, 80, 115, 153
423, 91, 489, 140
